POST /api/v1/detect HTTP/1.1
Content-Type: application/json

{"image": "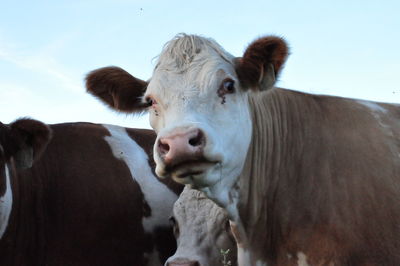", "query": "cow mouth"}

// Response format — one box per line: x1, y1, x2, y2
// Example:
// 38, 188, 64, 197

166, 160, 218, 180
